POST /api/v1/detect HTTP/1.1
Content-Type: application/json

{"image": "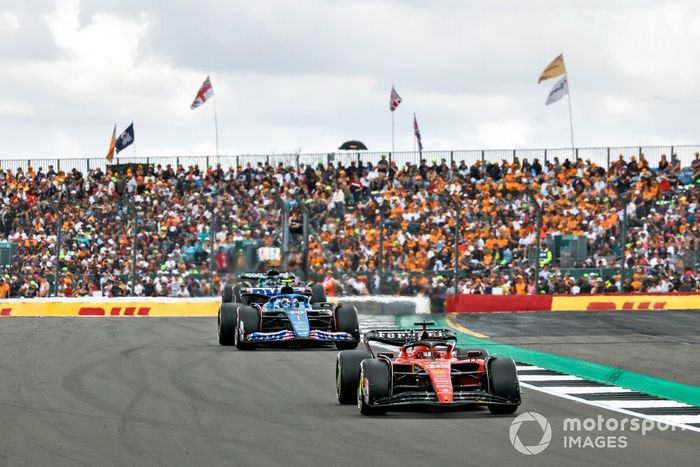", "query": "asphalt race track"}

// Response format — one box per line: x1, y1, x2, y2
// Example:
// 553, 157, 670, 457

451, 310, 700, 387
0, 317, 697, 466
